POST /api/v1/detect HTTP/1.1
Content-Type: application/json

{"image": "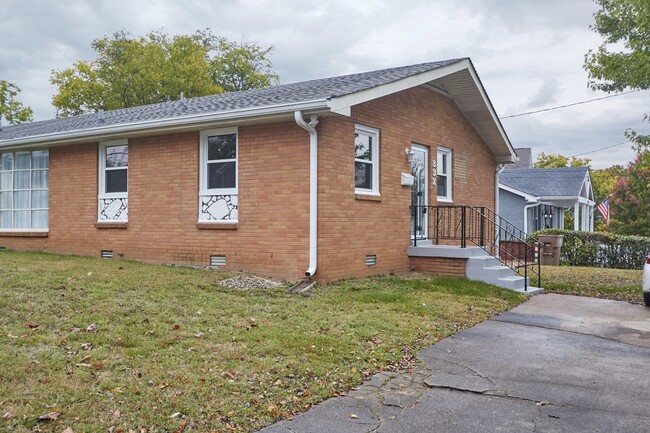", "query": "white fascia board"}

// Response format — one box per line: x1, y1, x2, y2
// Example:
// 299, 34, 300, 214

499, 183, 539, 202
0, 99, 329, 150
539, 195, 593, 206
327, 60, 469, 115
